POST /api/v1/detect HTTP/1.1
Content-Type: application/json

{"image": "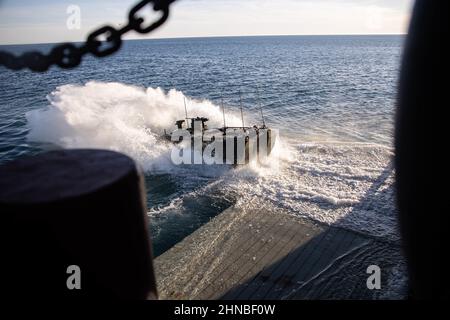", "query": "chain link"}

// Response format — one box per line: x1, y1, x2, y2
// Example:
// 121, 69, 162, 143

0, 0, 177, 72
